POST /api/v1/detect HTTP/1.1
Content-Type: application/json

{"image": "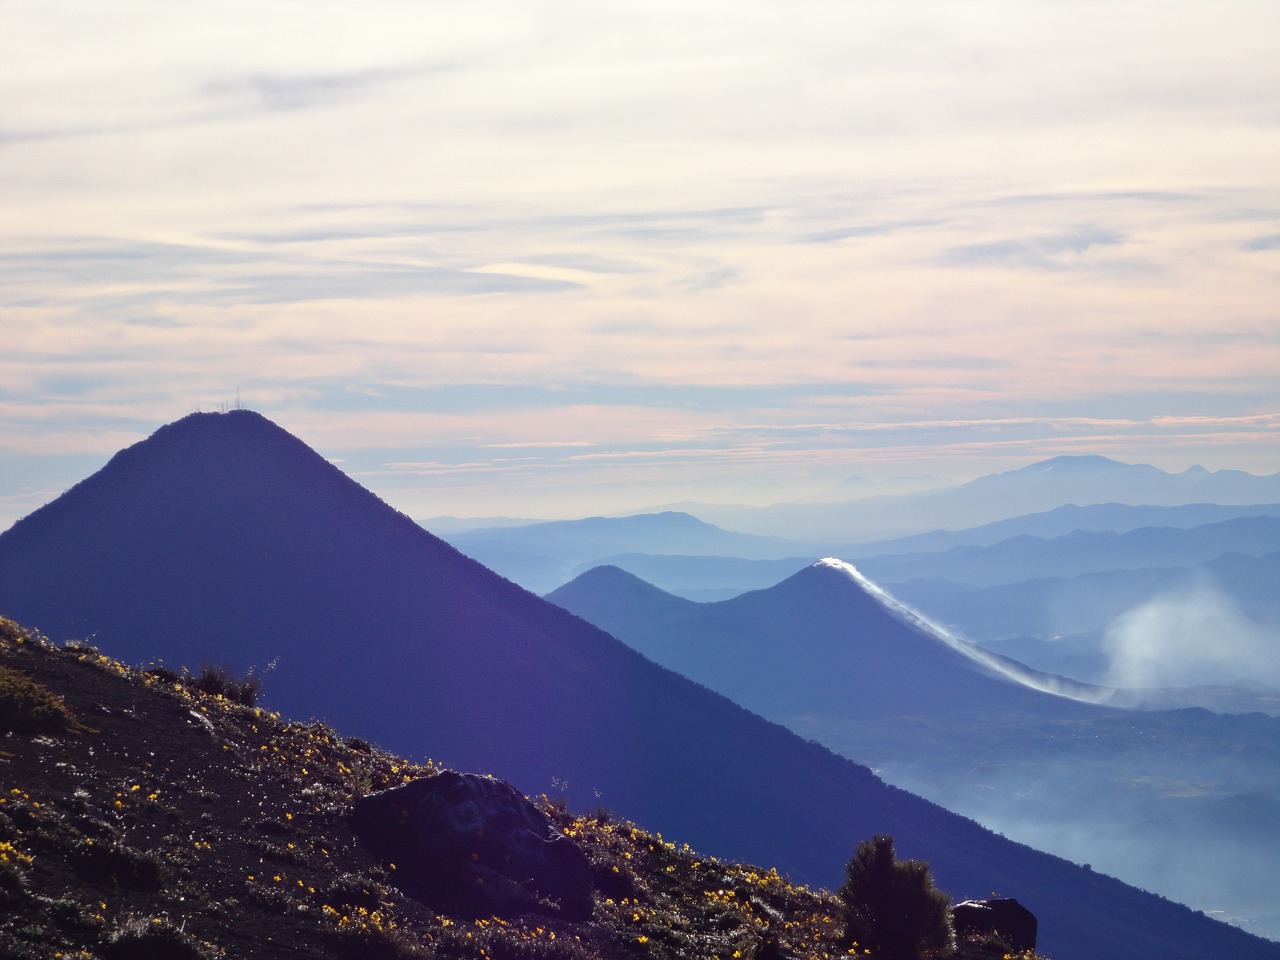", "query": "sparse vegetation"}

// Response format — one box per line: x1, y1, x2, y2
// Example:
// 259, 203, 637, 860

72, 837, 166, 891
1, 616, 85, 736
184, 663, 264, 707
100, 914, 220, 960
839, 835, 955, 960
